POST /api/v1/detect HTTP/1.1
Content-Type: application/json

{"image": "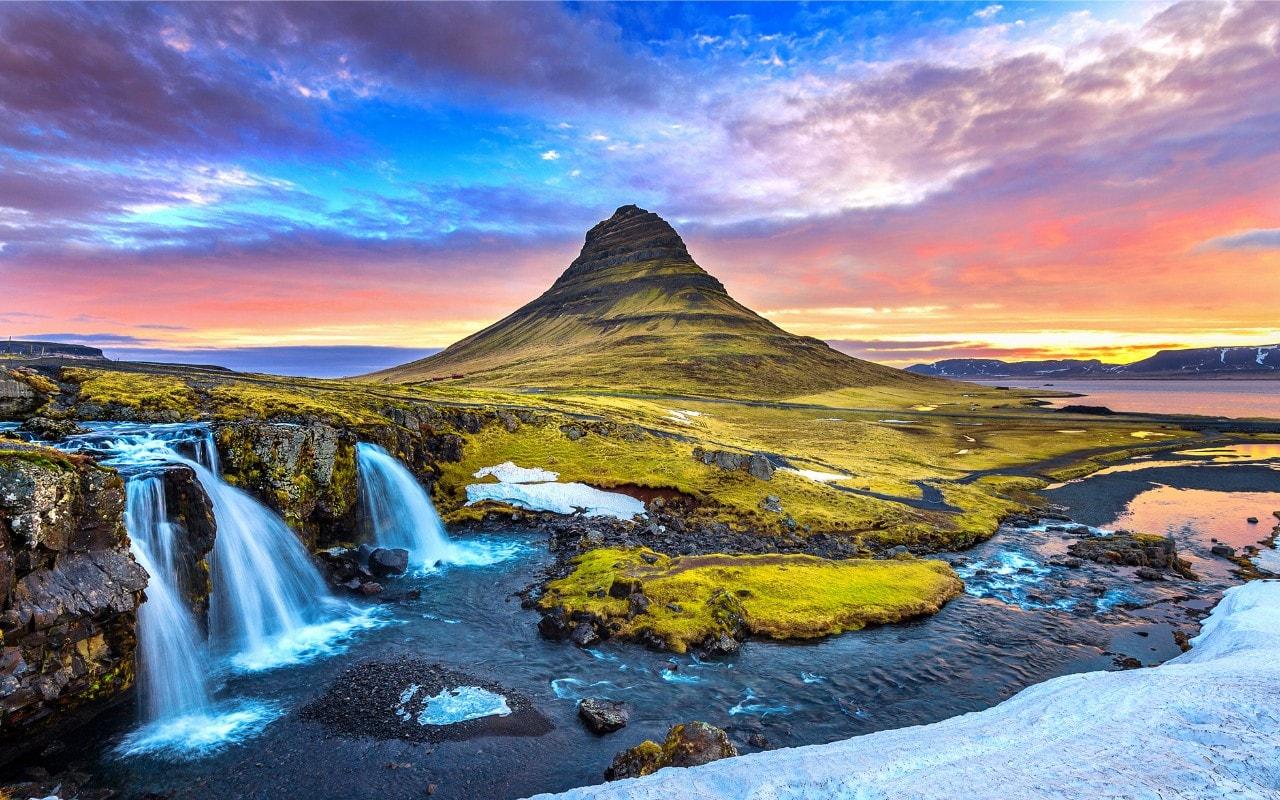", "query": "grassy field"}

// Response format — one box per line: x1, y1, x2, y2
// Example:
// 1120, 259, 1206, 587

33, 363, 1207, 551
